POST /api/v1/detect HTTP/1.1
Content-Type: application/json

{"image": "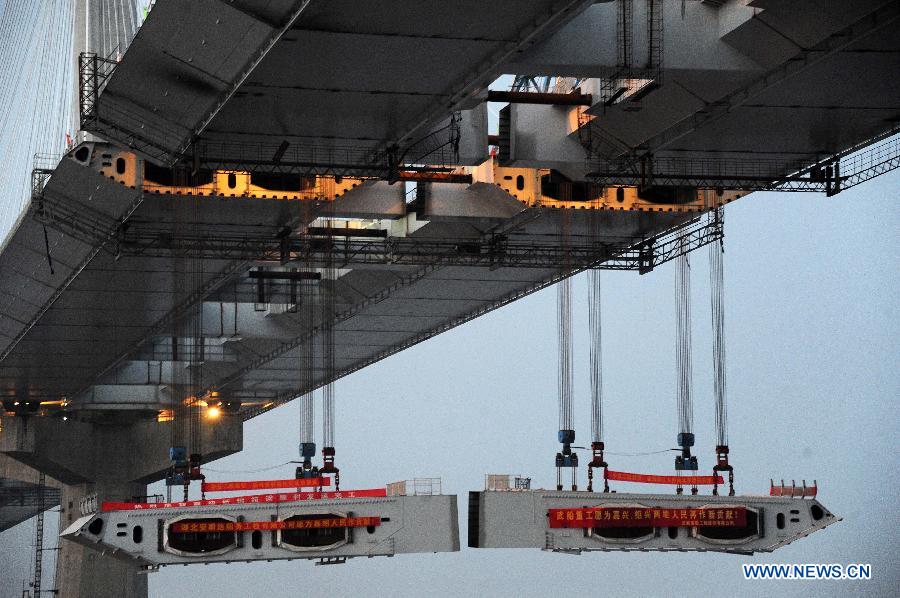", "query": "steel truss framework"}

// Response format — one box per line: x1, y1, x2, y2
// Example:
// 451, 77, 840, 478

587, 130, 900, 195
0, 480, 60, 510
32, 176, 723, 274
